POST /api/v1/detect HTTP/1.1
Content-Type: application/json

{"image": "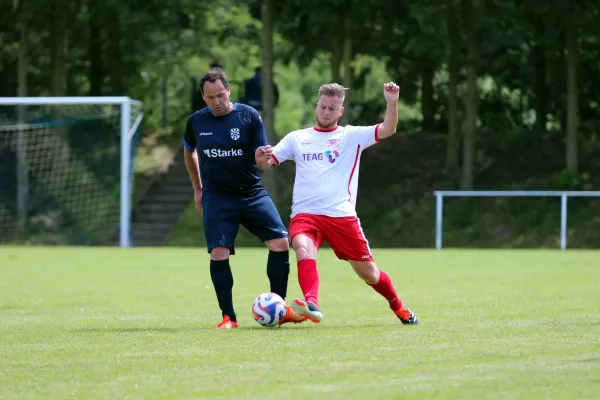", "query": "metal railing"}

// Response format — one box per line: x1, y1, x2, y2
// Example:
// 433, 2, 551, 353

434, 191, 600, 250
